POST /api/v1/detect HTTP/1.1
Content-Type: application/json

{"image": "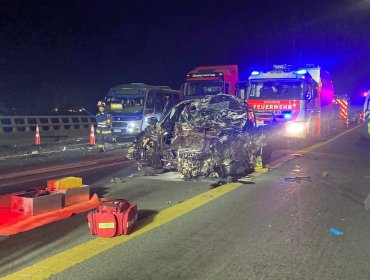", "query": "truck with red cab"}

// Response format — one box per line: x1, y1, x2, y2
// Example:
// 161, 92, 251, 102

182, 65, 238, 99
